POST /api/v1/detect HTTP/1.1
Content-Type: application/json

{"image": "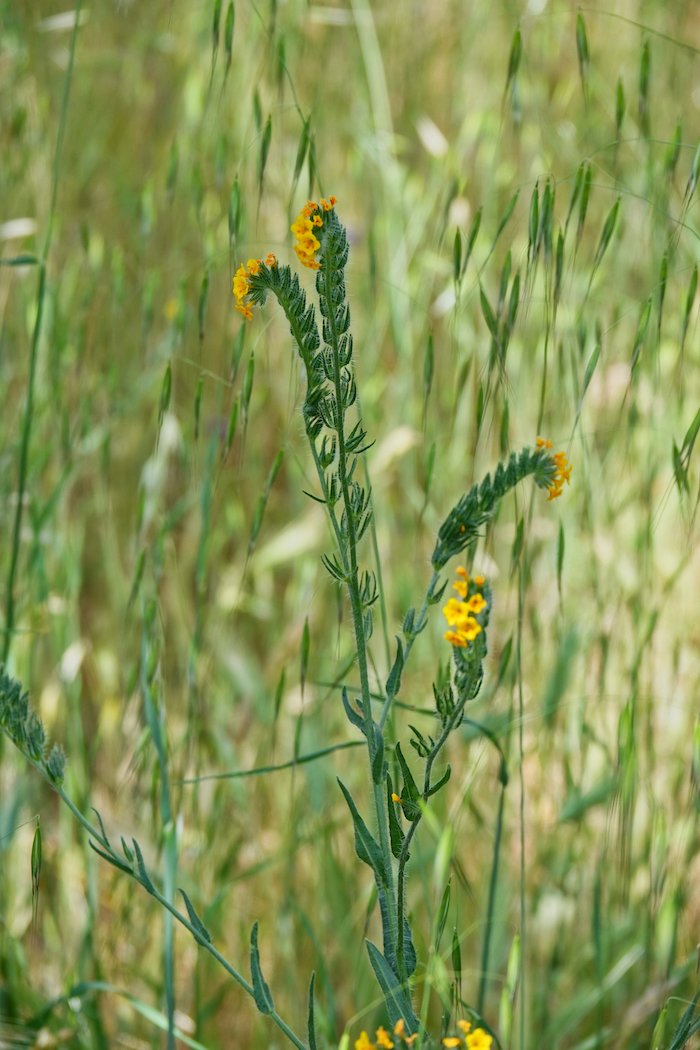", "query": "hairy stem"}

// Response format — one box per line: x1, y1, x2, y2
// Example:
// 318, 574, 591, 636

322, 245, 398, 955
